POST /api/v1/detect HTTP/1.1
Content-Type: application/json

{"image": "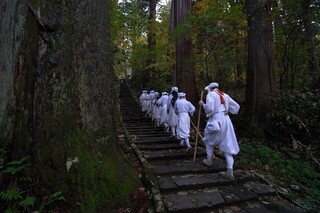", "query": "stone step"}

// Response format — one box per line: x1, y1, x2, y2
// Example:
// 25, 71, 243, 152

150, 158, 227, 176
163, 182, 281, 212
157, 170, 254, 193
137, 143, 184, 150
128, 132, 172, 137
133, 137, 179, 144
126, 126, 164, 130
142, 149, 207, 161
